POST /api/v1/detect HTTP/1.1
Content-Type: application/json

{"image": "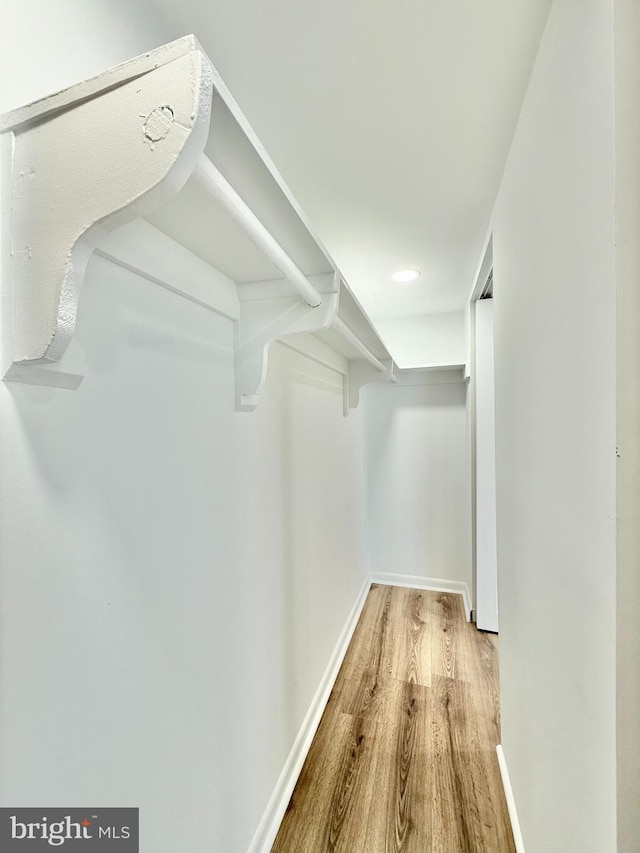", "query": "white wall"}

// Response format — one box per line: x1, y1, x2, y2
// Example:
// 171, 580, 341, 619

614, 2, 640, 849
0, 246, 367, 853
492, 0, 617, 850
376, 311, 465, 369
364, 378, 472, 596
0, 0, 172, 114
0, 9, 367, 850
